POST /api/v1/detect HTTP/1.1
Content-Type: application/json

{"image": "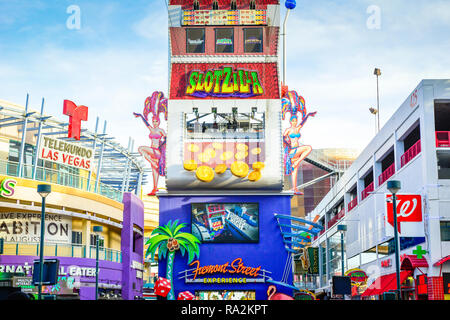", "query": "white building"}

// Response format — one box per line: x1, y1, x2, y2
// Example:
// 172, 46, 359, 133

306, 79, 450, 300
